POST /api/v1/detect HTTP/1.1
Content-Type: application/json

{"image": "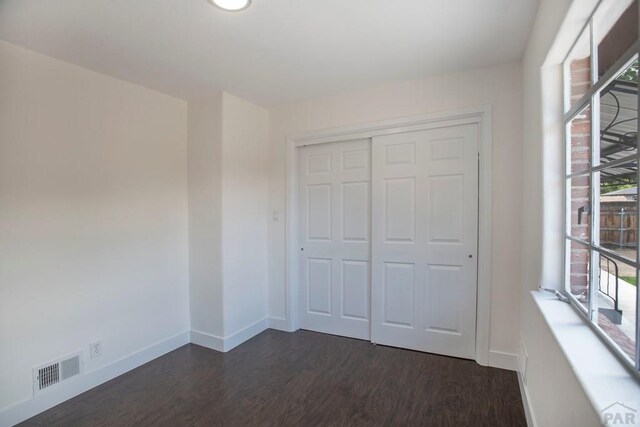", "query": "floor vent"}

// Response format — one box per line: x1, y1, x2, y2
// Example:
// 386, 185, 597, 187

33, 352, 83, 394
